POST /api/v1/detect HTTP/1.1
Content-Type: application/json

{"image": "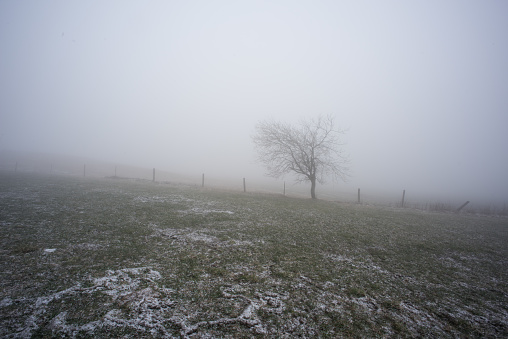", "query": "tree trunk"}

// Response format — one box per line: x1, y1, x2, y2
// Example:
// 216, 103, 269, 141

310, 178, 317, 199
